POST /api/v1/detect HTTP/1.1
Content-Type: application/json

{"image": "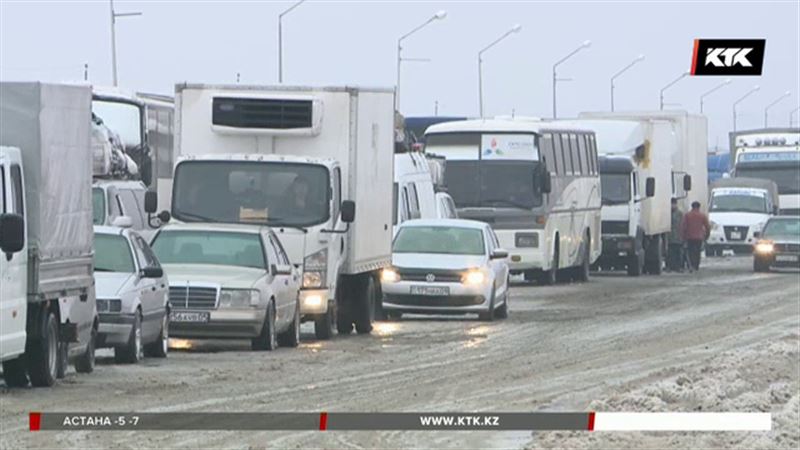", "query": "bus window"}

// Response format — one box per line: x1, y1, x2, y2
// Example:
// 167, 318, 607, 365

541, 134, 556, 173
553, 134, 563, 175
577, 134, 586, 175
560, 134, 571, 175
569, 134, 579, 175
